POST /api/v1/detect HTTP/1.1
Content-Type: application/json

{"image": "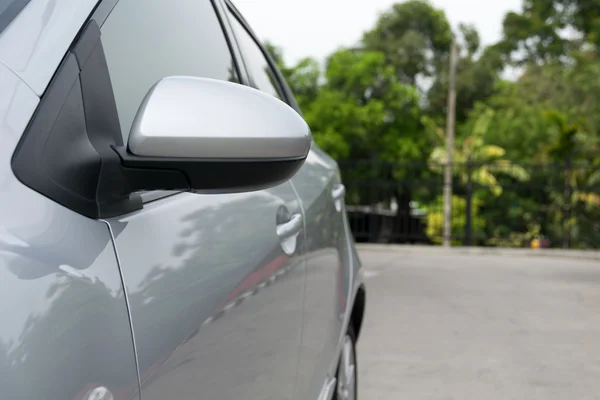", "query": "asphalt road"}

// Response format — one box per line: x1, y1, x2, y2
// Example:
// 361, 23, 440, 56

356, 246, 600, 400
